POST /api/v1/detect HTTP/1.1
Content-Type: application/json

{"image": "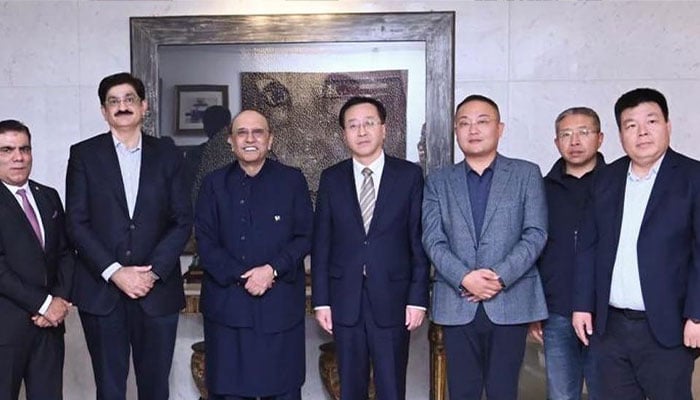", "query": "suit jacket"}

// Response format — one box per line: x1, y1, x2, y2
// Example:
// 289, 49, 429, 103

312, 155, 430, 328
0, 180, 74, 344
65, 133, 192, 316
423, 154, 548, 325
195, 159, 313, 333
572, 148, 700, 347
